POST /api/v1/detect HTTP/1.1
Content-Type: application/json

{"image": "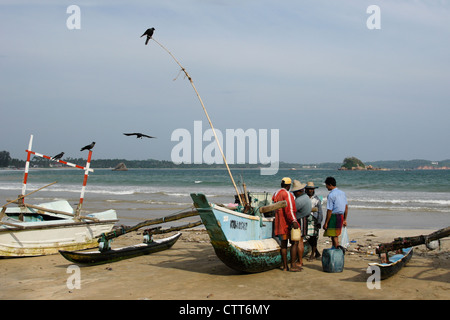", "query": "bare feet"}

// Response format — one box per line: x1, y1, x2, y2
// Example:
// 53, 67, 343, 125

290, 266, 303, 272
